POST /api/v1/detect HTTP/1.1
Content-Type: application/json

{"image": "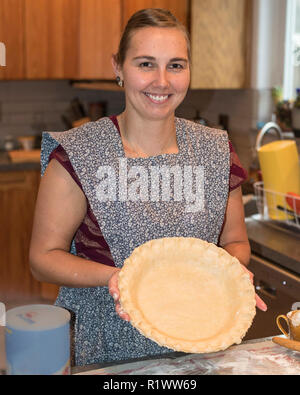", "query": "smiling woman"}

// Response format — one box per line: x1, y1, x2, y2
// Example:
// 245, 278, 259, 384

30, 8, 265, 368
